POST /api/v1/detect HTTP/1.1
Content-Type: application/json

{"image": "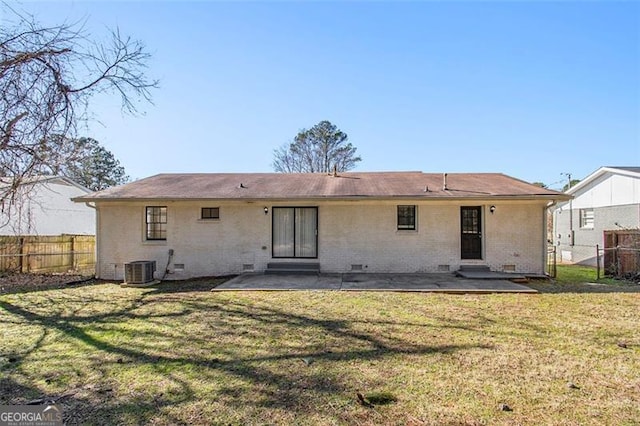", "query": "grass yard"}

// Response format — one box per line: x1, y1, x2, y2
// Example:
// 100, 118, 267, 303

0, 273, 639, 425
526, 264, 639, 293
